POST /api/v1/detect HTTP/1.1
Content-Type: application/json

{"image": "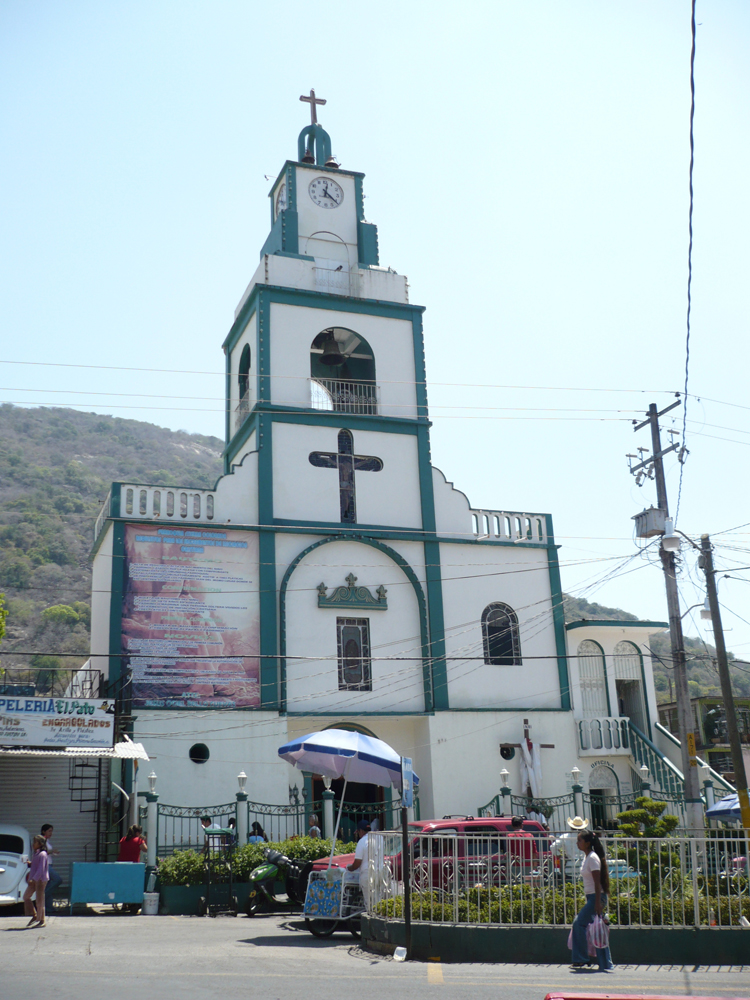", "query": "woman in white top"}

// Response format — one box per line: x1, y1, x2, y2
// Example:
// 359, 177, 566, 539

569, 830, 614, 971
